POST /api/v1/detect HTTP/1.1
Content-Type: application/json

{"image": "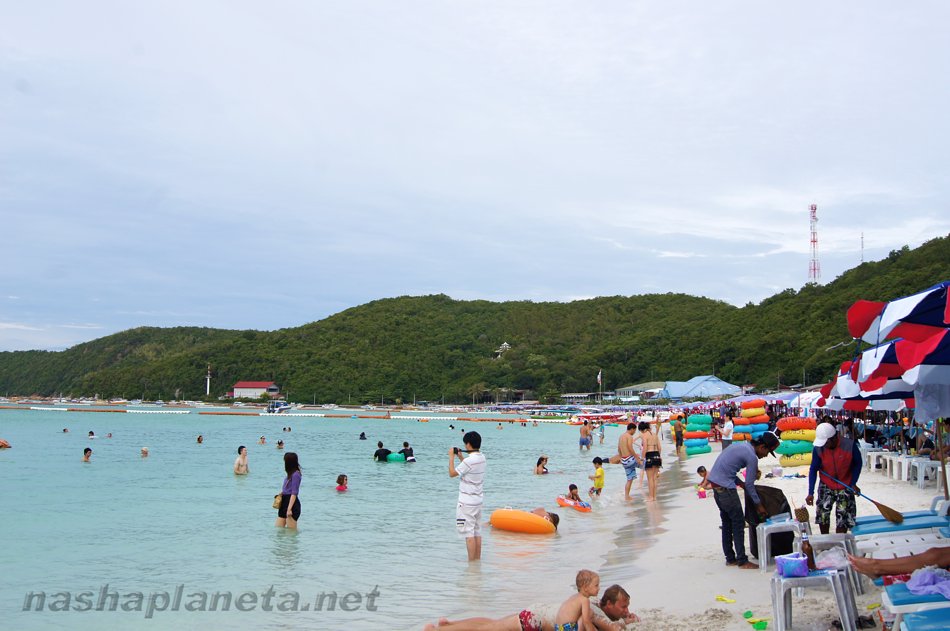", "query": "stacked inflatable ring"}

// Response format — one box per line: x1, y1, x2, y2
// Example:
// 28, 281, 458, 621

684, 413, 713, 456
775, 416, 818, 467
734, 399, 769, 441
